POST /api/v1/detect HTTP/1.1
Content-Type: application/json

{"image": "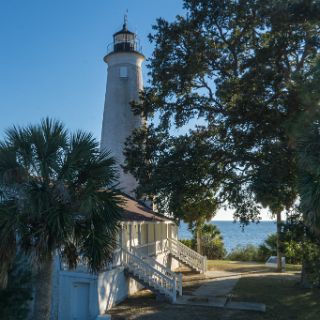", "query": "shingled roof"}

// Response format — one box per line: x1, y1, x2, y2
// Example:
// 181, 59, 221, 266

119, 194, 172, 222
